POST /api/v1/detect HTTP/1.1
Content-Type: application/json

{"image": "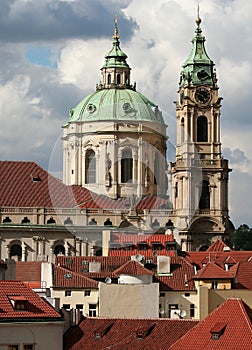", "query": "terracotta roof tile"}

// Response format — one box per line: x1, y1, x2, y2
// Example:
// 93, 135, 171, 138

109, 233, 176, 257
16, 261, 42, 282
154, 256, 195, 291
193, 262, 234, 280
55, 256, 130, 279
169, 298, 252, 350
0, 280, 61, 320
0, 161, 171, 212
53, 264, 98, 289
206, 239, 232, 252
114, 260, 154, 276
63, 318, 198, 350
